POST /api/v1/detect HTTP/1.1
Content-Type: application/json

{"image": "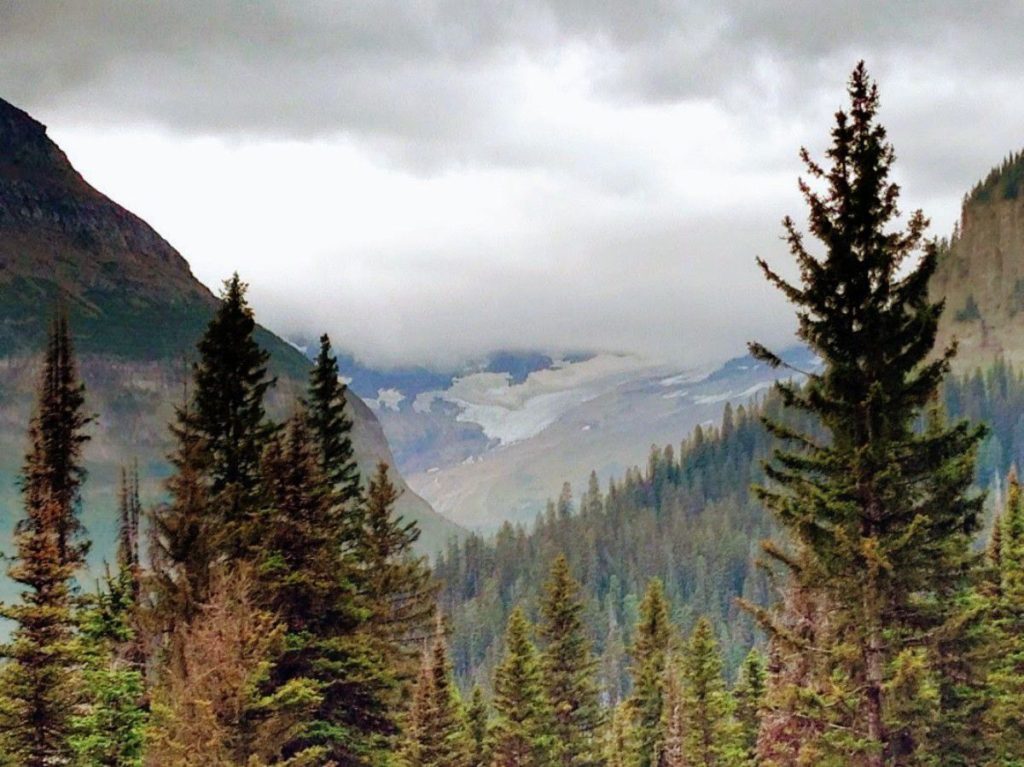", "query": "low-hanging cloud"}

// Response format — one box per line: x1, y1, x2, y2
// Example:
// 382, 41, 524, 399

2, 1, 1023, 369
